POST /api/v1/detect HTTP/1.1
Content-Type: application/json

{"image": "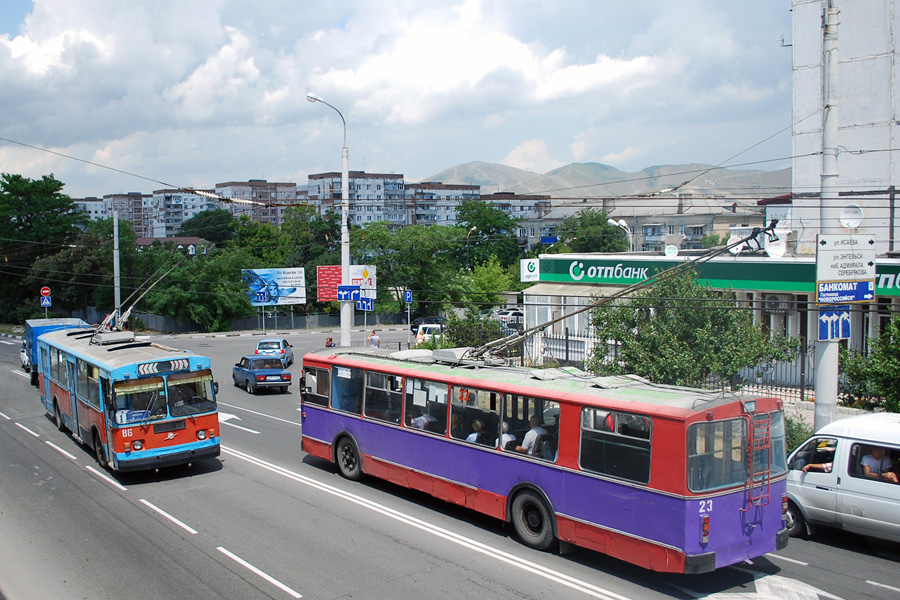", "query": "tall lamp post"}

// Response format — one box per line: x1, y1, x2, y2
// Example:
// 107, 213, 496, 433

607, 218, 634, 253
307, 92, 351, 347
466, 225, 477, 271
